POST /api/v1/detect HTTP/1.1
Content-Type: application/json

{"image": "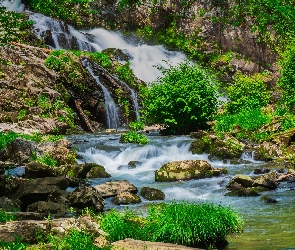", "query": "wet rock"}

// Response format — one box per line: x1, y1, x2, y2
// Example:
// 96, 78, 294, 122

86, 163, 111, 178
254, 141, 281, 161
112, 192, 141, 205
68, 185, 104, 212
225, 187, 260, 197
155, 160, 228, 182
102, 48, 131, 62
229, 174, 254, 188
94, 180, 138, 198
140, 187, 165, 200
252, 172, 278, 190
261, 195, 278, 204
190, 133, 244, 161
128, 161, 140, 169
254, 168, 271, 174
26, 201, 68, 215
